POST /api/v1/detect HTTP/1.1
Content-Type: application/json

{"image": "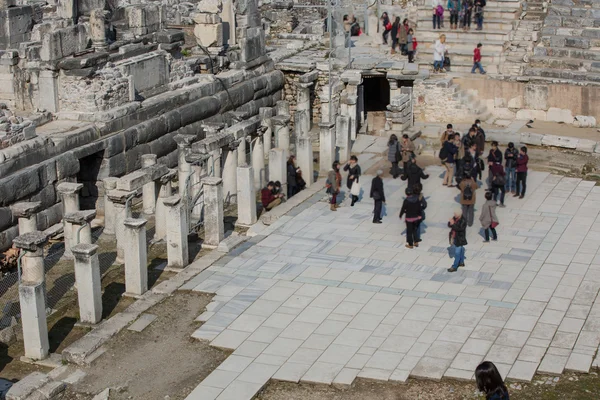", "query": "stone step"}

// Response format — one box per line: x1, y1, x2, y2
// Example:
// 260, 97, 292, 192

529, 55, 599, 72
521, 74, 600, 87
417, 47, 503, 64
417, 7, 519, 20
524, 66, 600, 83
417, 37, 505, 49
419, 60, 499, 74
546, 15, 599, 29
416, 17, 515, 31
534, 46, 600, 61
416, 28, 509, 42
540, 35, 600, 49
